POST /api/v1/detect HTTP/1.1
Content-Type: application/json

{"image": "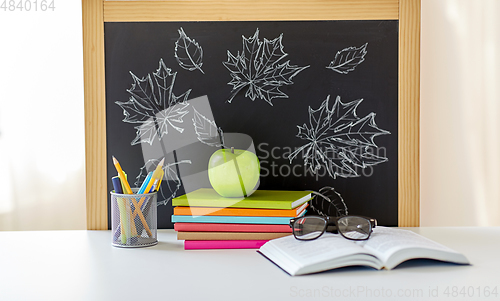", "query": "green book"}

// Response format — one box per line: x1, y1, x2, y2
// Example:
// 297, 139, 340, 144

172, 188, 312, 209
